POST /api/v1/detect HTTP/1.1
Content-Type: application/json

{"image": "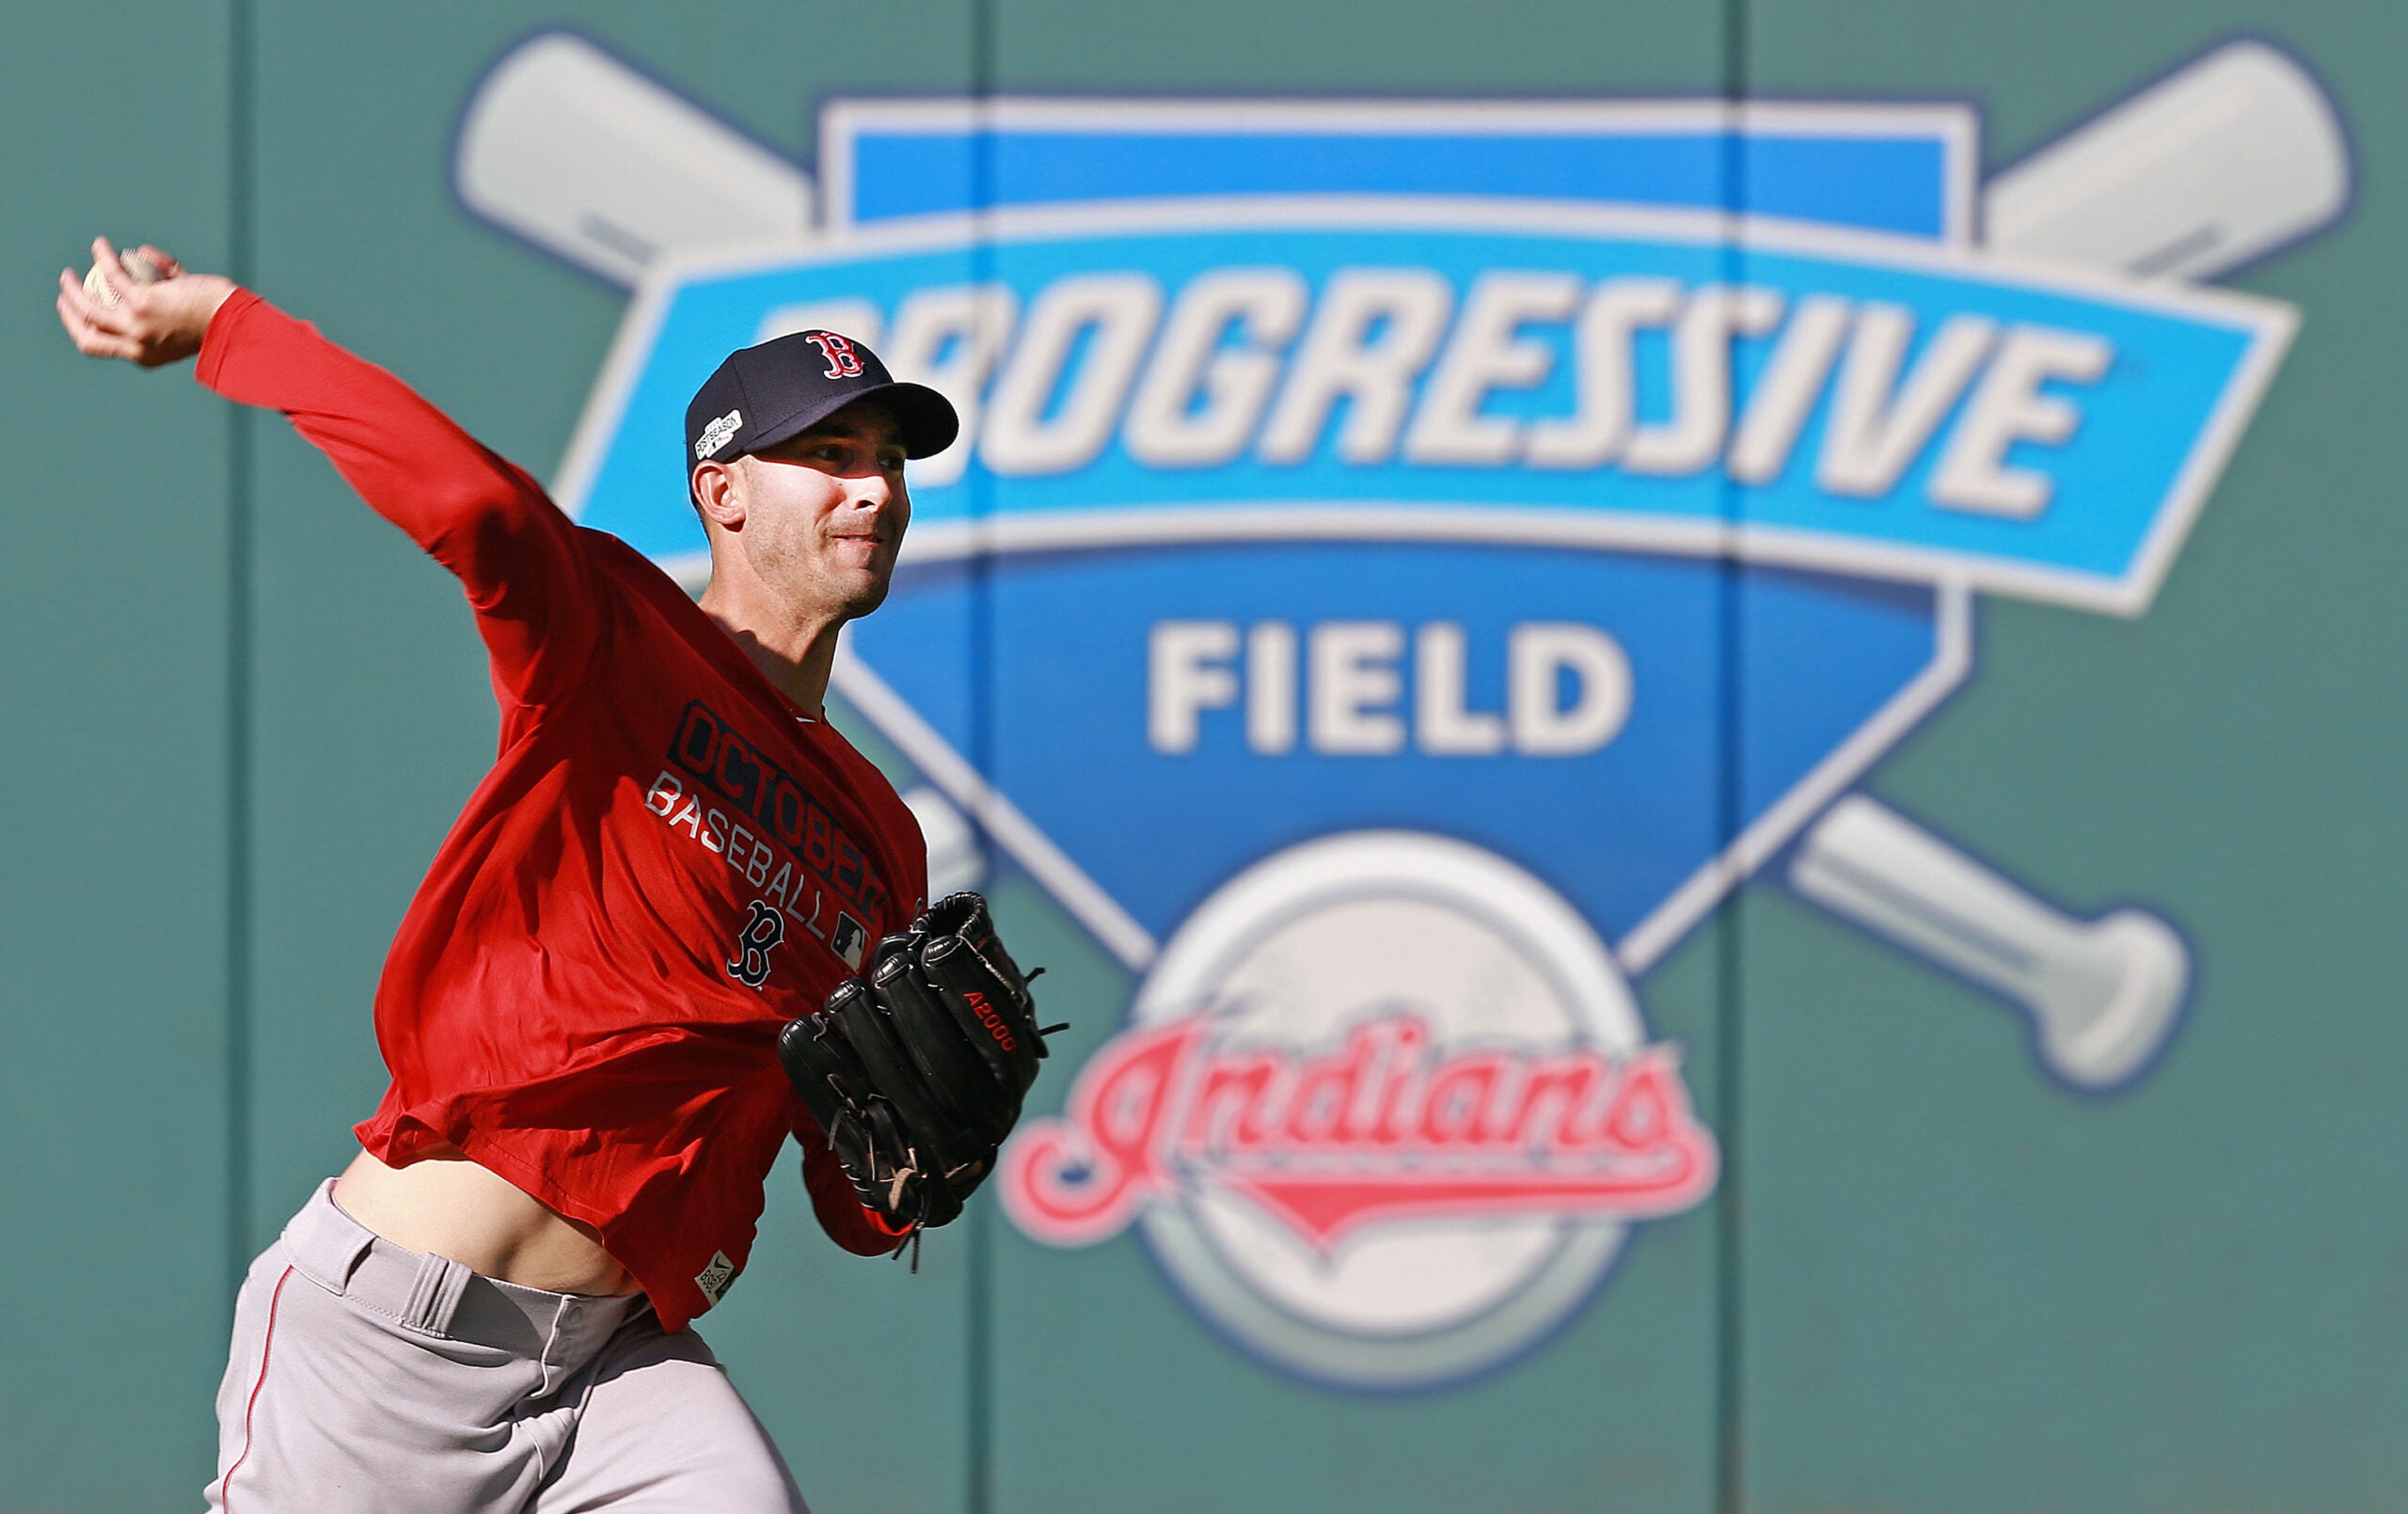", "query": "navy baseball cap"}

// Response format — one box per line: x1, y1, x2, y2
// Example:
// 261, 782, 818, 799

685, 329, 959, 480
